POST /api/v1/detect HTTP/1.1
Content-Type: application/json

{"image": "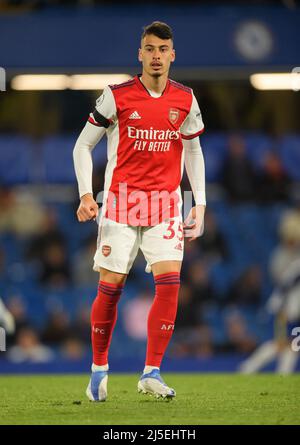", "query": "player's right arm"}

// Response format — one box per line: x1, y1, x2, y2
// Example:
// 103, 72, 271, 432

180, 92, 206, 240
73, 86, 116, 222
